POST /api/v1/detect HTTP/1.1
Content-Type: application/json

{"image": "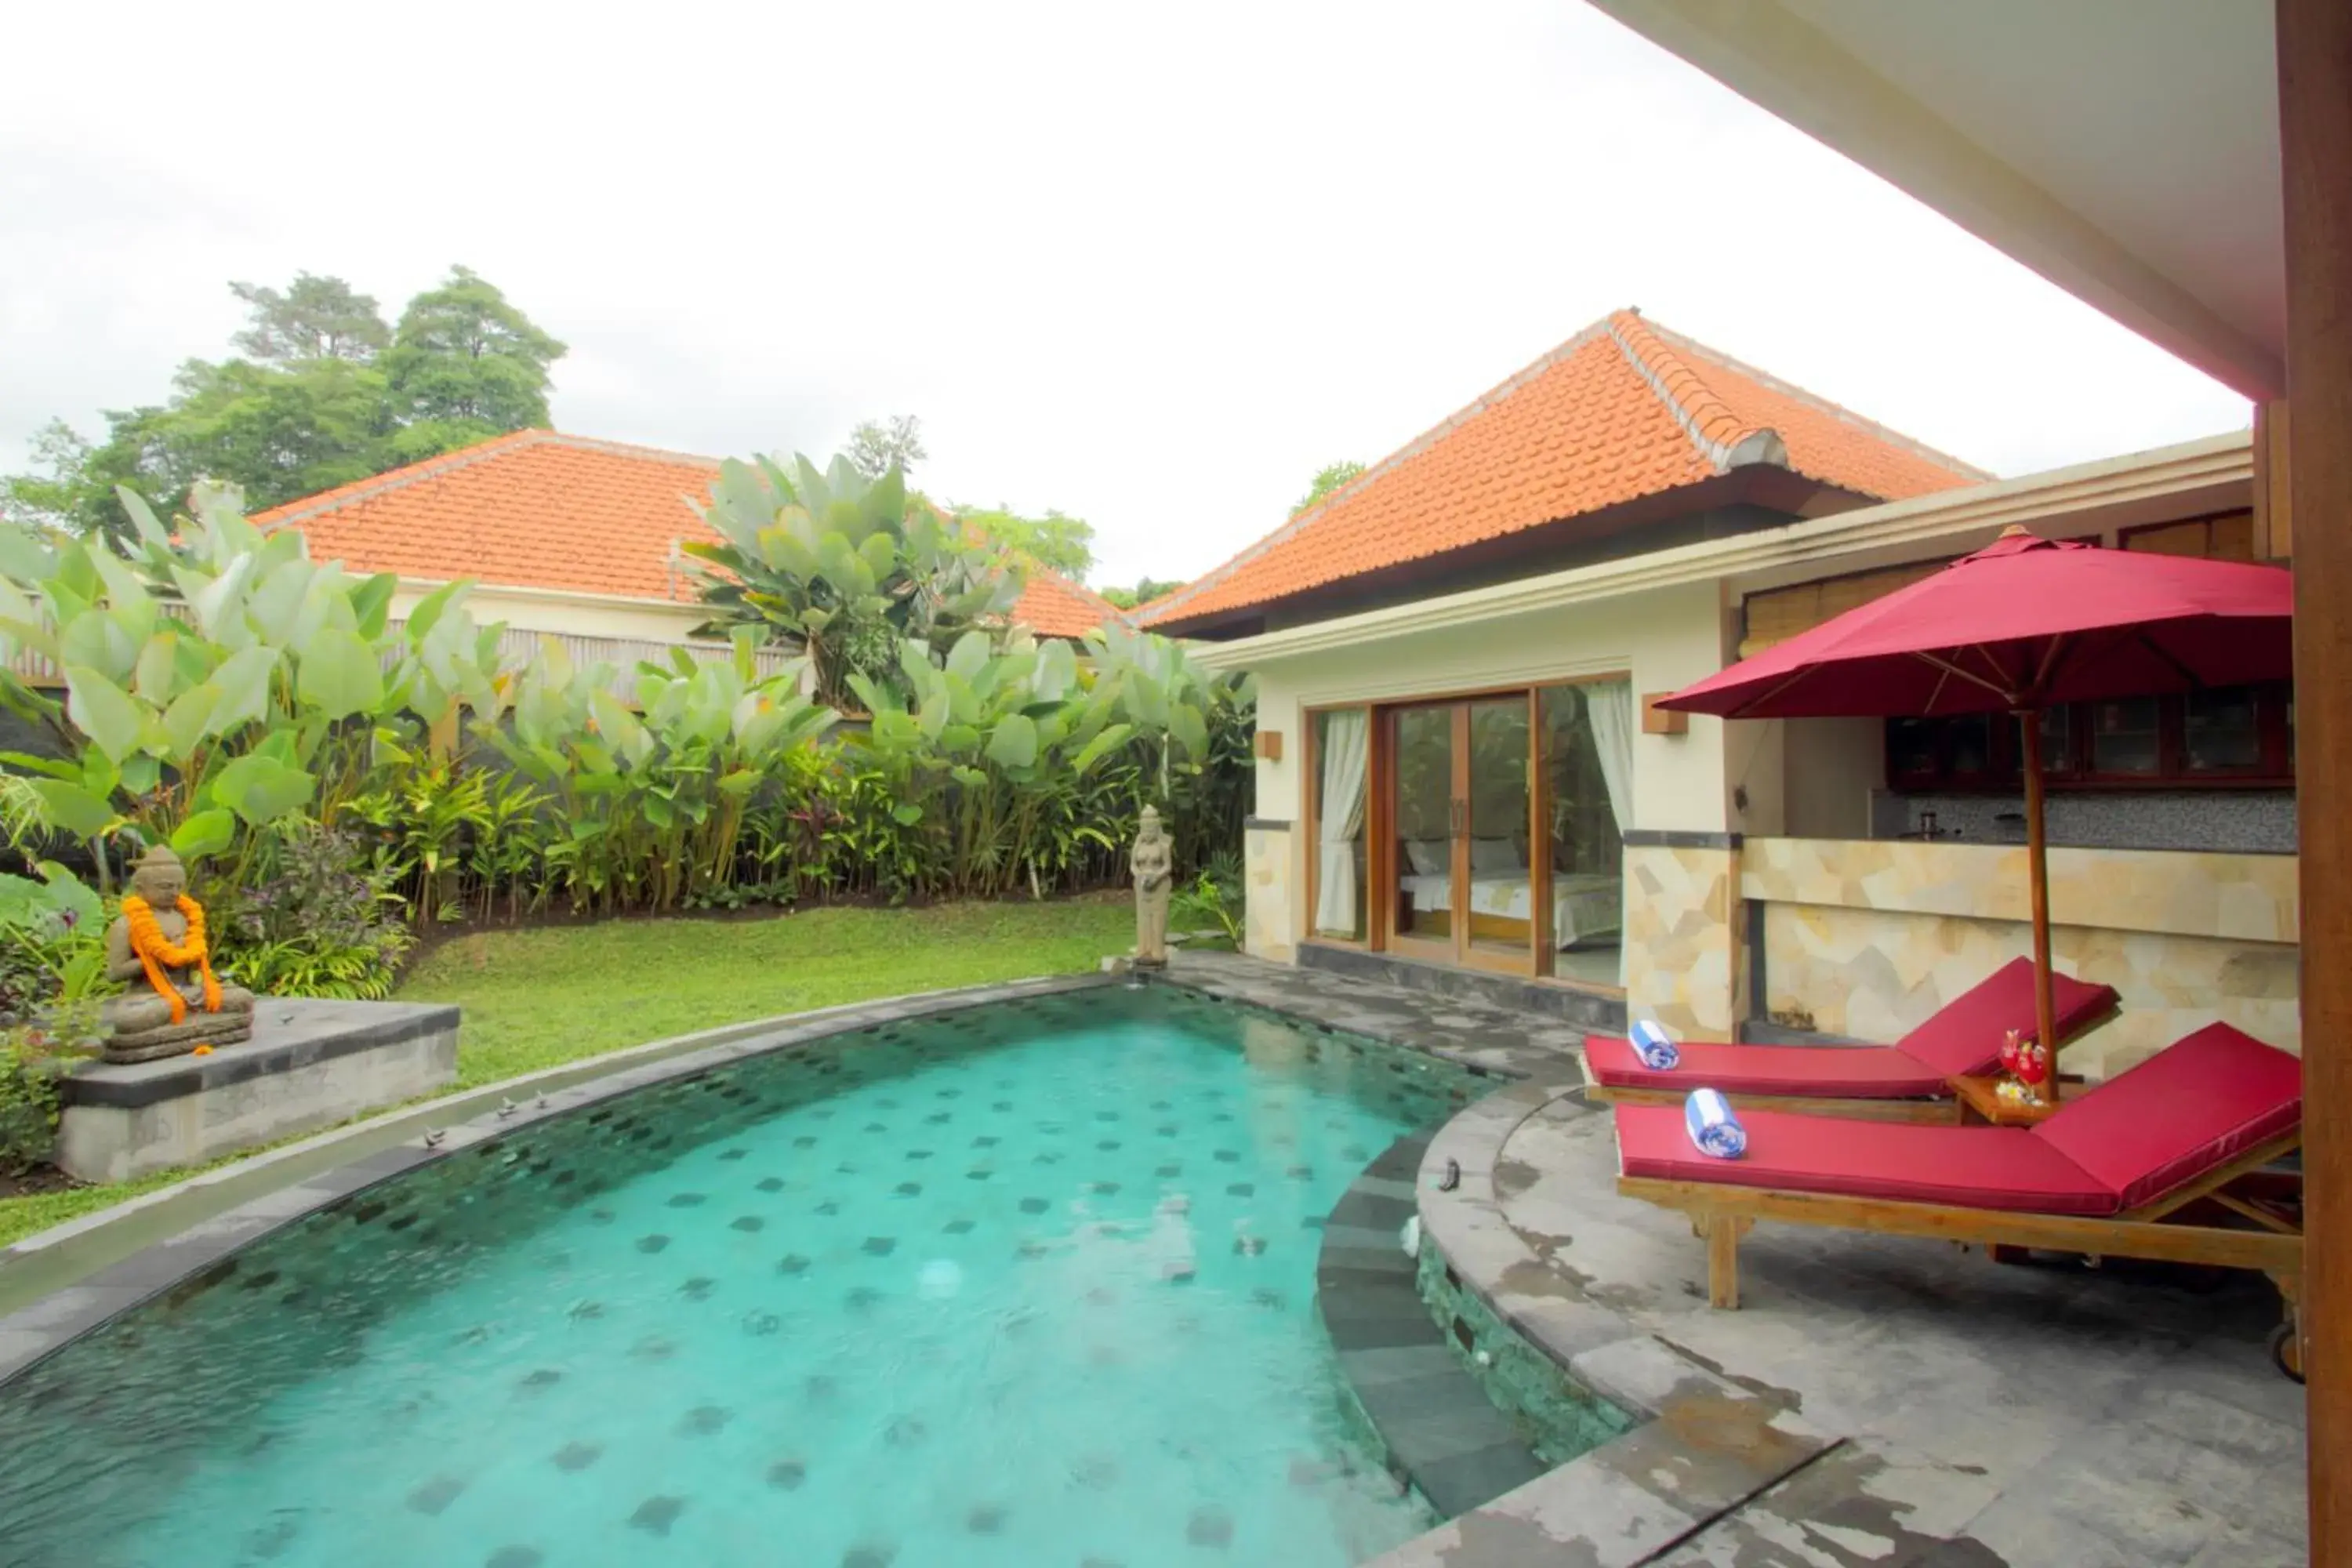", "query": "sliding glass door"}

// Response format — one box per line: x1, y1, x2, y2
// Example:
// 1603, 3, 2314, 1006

1464, 695, 1536, 967
1309, 679, 1629, 990
1541, 684, 1629, 987
1384, 699, 1540, 975
1388, 704, 1459, 963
